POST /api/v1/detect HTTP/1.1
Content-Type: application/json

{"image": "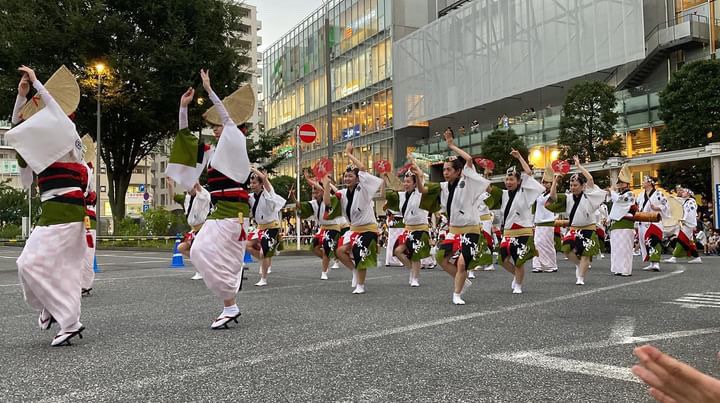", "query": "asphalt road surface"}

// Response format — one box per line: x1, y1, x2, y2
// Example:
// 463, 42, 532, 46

0, 246, 718, 402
